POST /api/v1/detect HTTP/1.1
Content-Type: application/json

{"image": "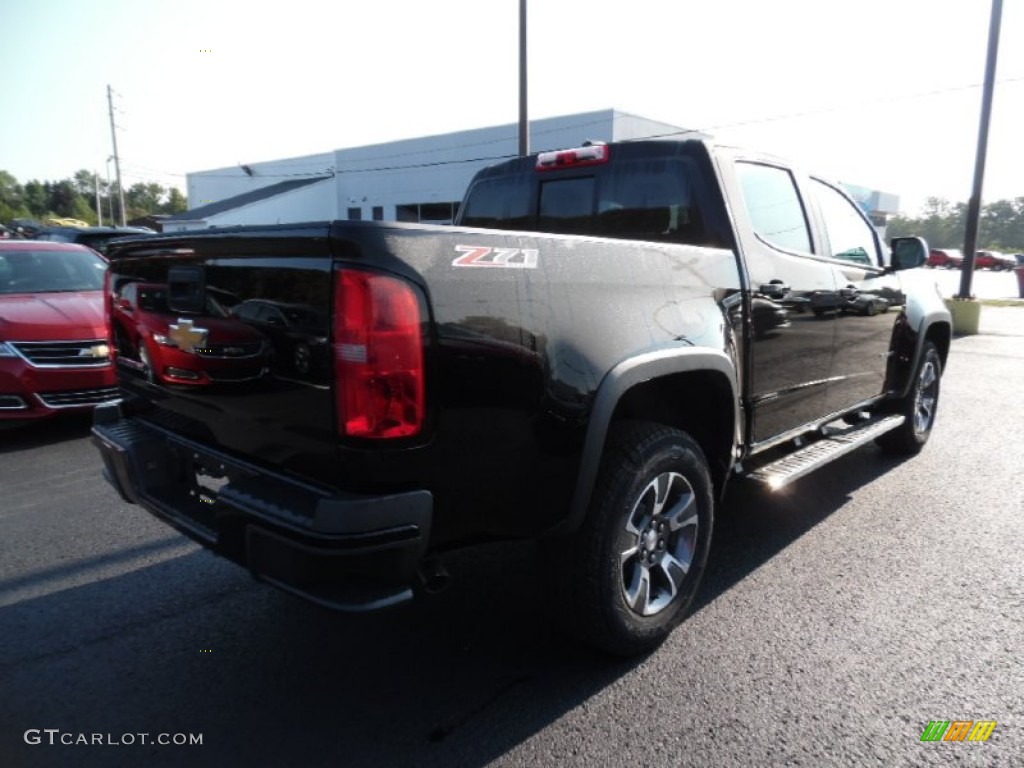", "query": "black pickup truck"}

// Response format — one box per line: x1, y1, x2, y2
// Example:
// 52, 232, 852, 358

93, 139, 951, 655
